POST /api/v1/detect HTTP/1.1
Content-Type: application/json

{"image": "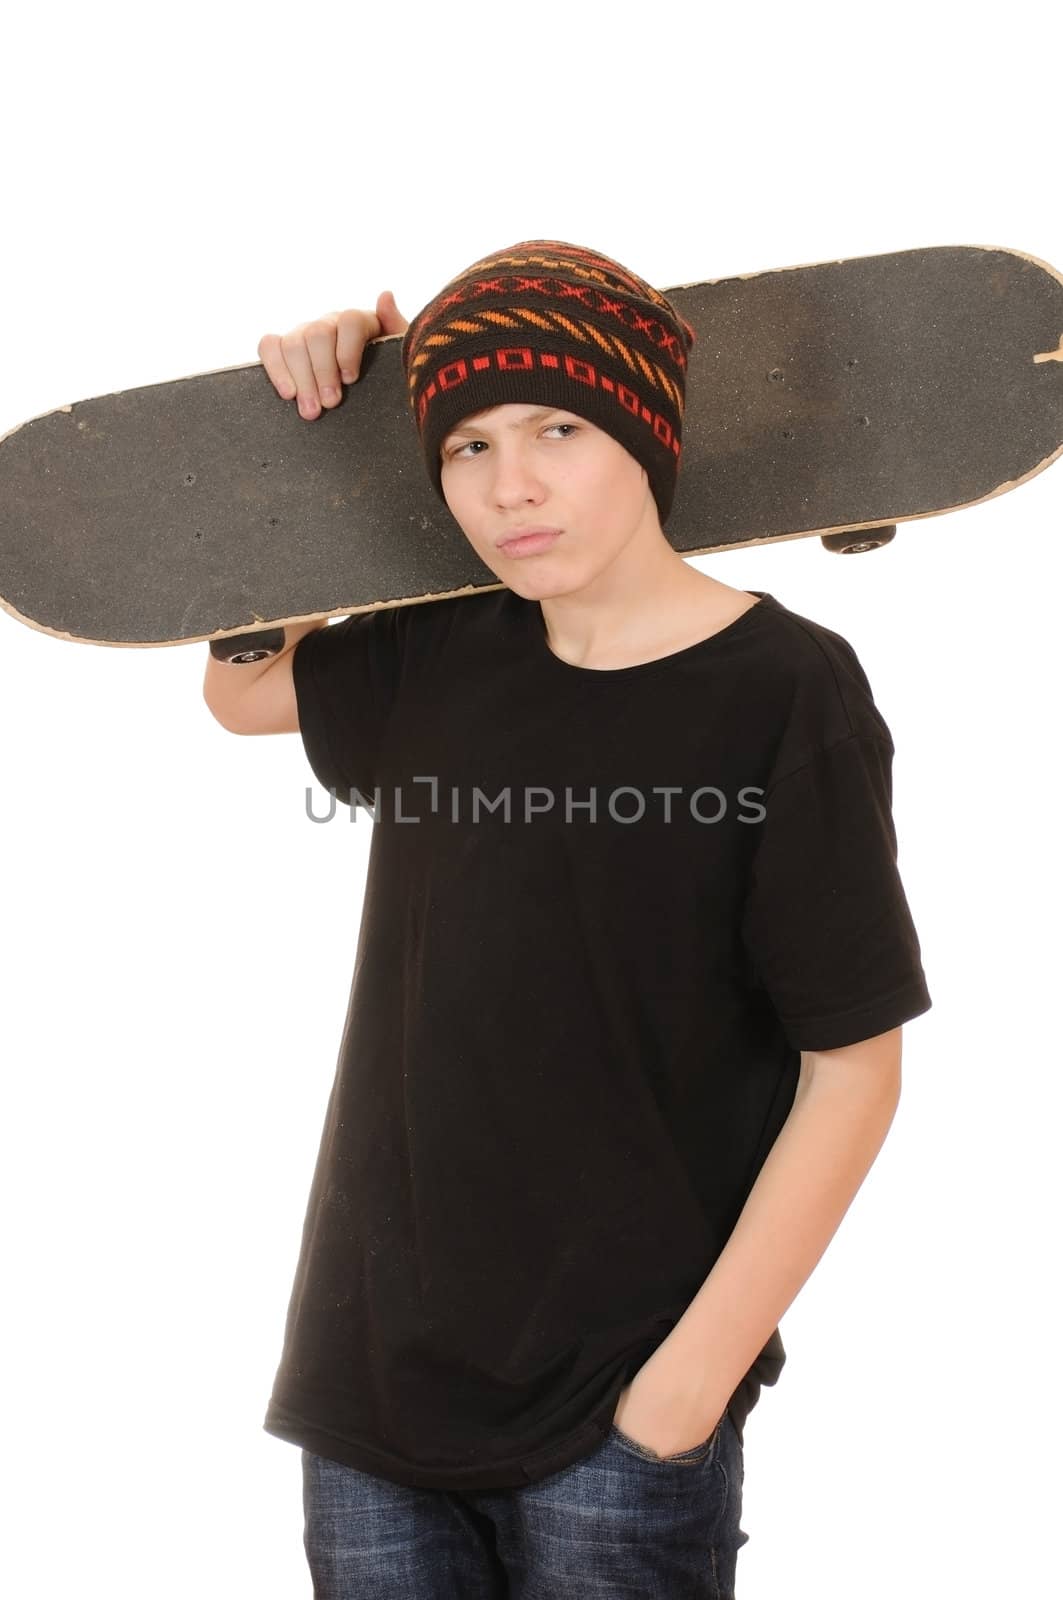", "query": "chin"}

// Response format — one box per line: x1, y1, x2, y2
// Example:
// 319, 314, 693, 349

469, 543, 567, 593
503, 568, 587, 602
